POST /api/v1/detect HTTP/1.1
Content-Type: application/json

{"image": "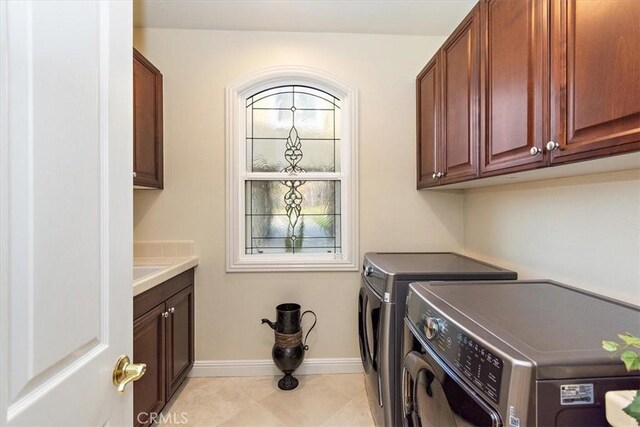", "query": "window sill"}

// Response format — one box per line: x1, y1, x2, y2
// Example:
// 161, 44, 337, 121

226, 256, 359, 273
